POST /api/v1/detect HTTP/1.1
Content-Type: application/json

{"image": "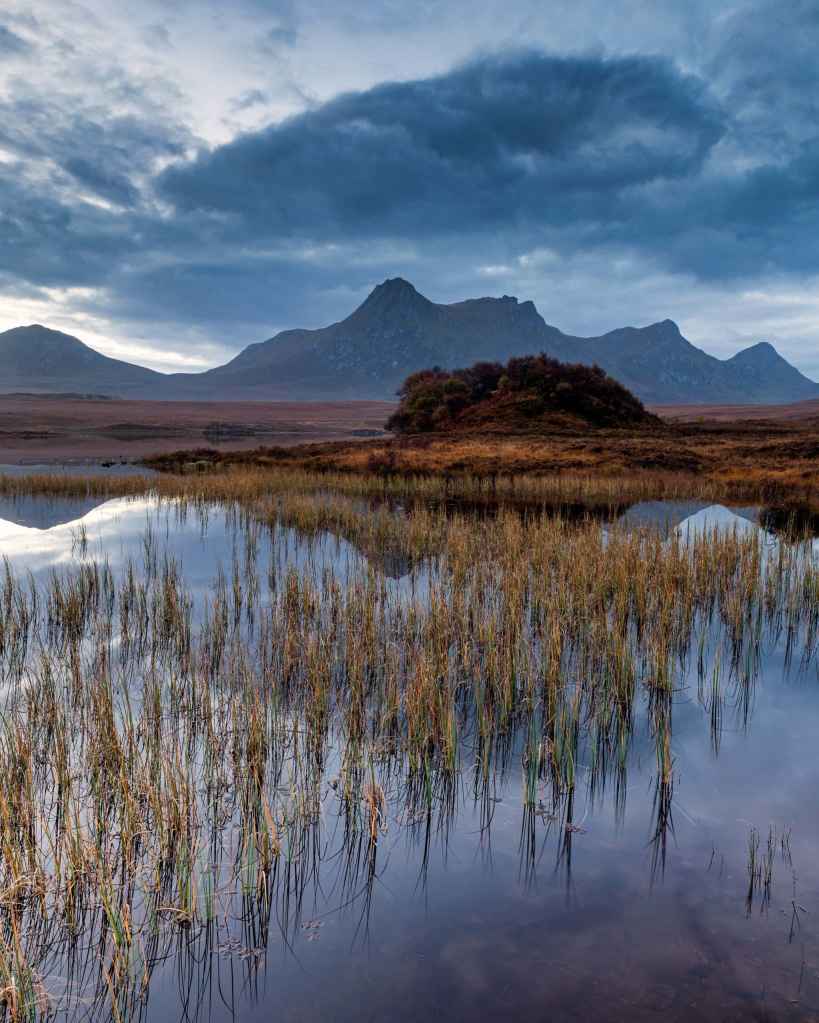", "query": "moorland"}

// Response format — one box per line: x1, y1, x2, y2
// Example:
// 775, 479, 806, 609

0, 394, 391, 463
0, 355, 818, 1020
143, 414, 819, 510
